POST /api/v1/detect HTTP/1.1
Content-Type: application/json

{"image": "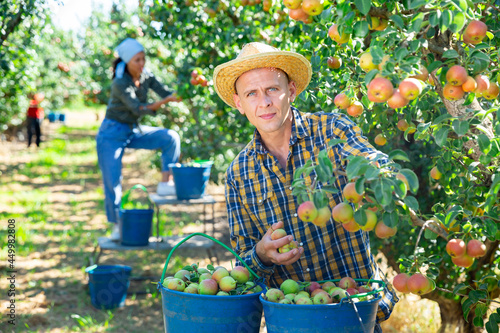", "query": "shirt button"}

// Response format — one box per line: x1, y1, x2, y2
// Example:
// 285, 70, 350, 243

259, 199, 262, 203
306, 268, 310, 272
289, 187, 293, 190
299, 242, 303, 246
294, 213, 298, 217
